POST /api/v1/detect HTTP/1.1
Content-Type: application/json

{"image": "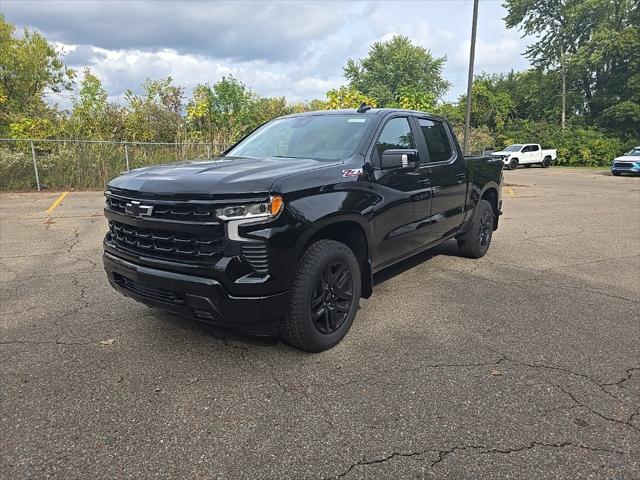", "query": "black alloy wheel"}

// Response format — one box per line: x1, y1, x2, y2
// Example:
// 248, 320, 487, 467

310, 261, 353, 335
479, 210, 493, 249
